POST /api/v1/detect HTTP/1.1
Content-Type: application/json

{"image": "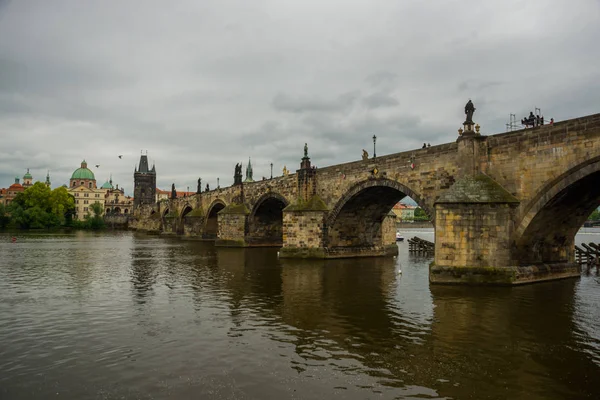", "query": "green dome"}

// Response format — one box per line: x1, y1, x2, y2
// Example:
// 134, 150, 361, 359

100, 181, 113, 189
23, 169, 32, 179
71, 160, 95, 180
